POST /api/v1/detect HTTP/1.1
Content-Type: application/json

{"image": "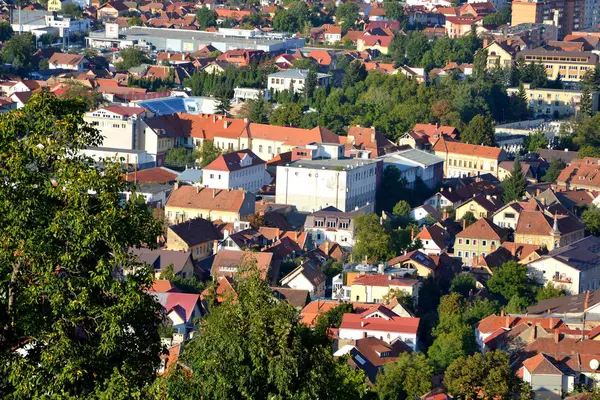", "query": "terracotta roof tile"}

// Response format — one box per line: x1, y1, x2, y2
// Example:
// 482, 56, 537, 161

457, 218, 503, 240
166, 186, 249, 213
